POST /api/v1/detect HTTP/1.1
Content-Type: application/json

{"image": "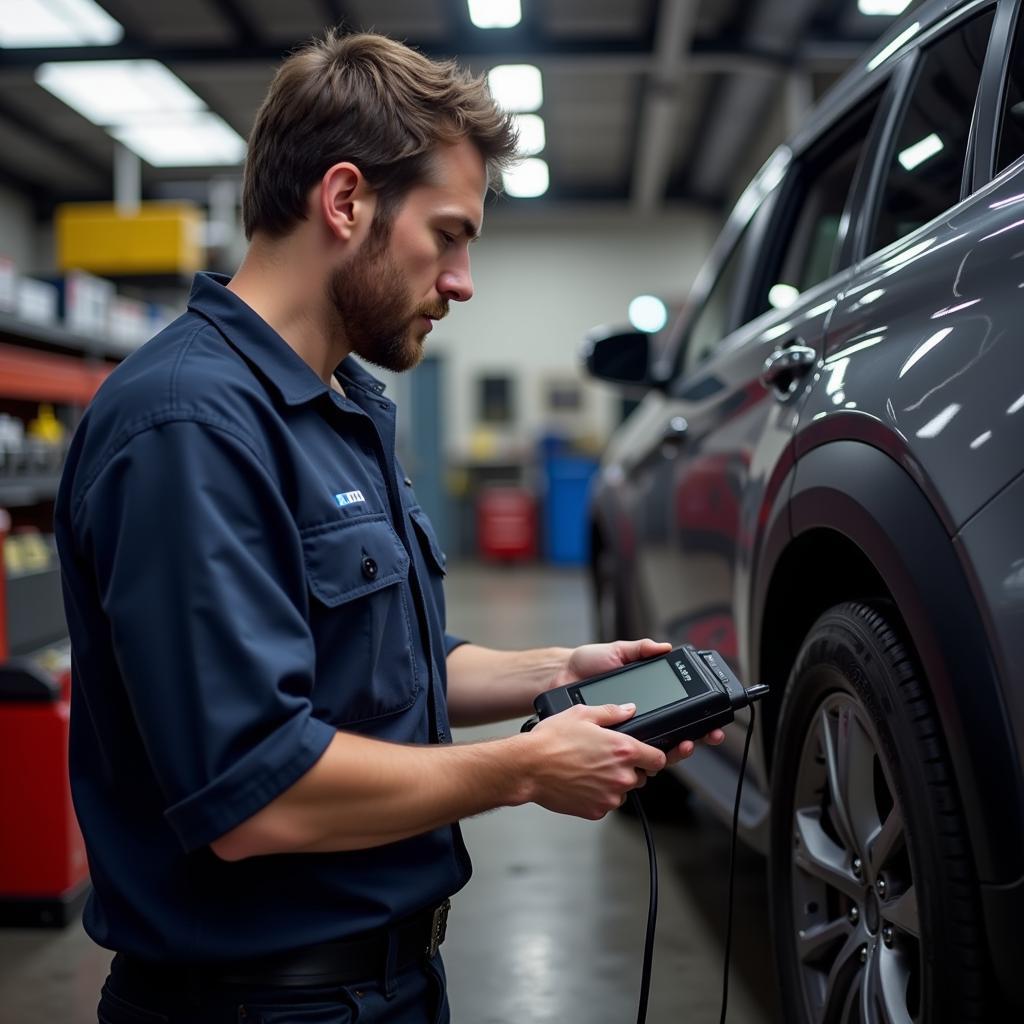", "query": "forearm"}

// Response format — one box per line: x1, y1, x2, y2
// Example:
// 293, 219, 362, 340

212, 729, 535, 860
445, 642, 571, 726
